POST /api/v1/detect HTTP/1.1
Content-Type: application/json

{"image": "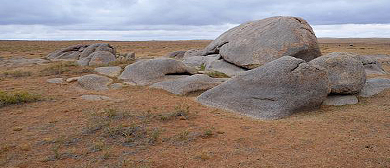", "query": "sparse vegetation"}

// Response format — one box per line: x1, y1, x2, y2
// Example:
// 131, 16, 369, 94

206, 71, 230, 78
199, 64, 206, 71
0, 91, 41, 107
40, 61, 78, 76
108, 59, 135, 68
2, 70, 32, 78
